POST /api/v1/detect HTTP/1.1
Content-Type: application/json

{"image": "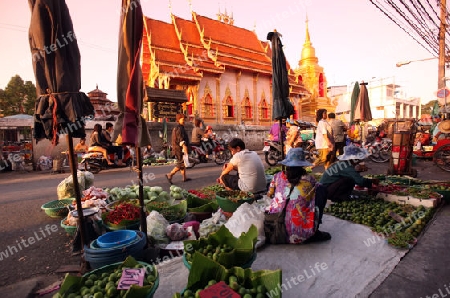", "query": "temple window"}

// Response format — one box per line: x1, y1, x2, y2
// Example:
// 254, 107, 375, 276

242, 97, 252, 119
224, 96, 234, 118
202, 94, 214, 117
259, 98, 269, 120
